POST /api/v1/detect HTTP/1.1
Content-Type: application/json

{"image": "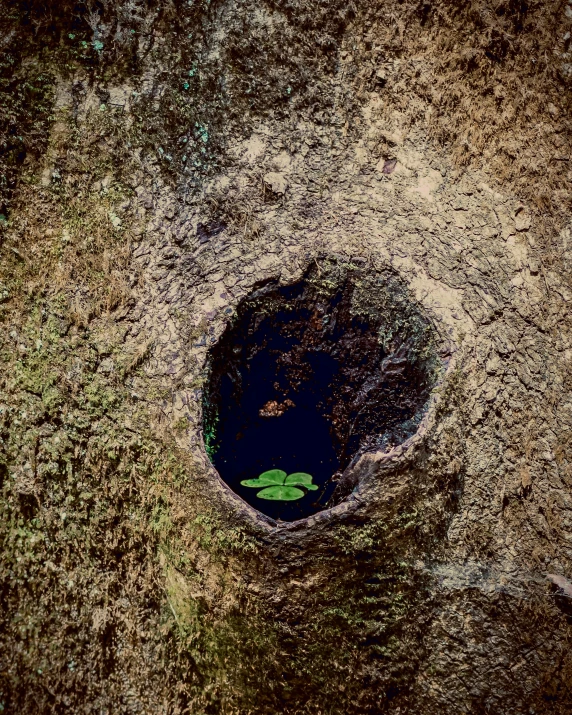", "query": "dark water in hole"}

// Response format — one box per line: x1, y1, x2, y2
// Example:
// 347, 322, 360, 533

213, 339, 342, 522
